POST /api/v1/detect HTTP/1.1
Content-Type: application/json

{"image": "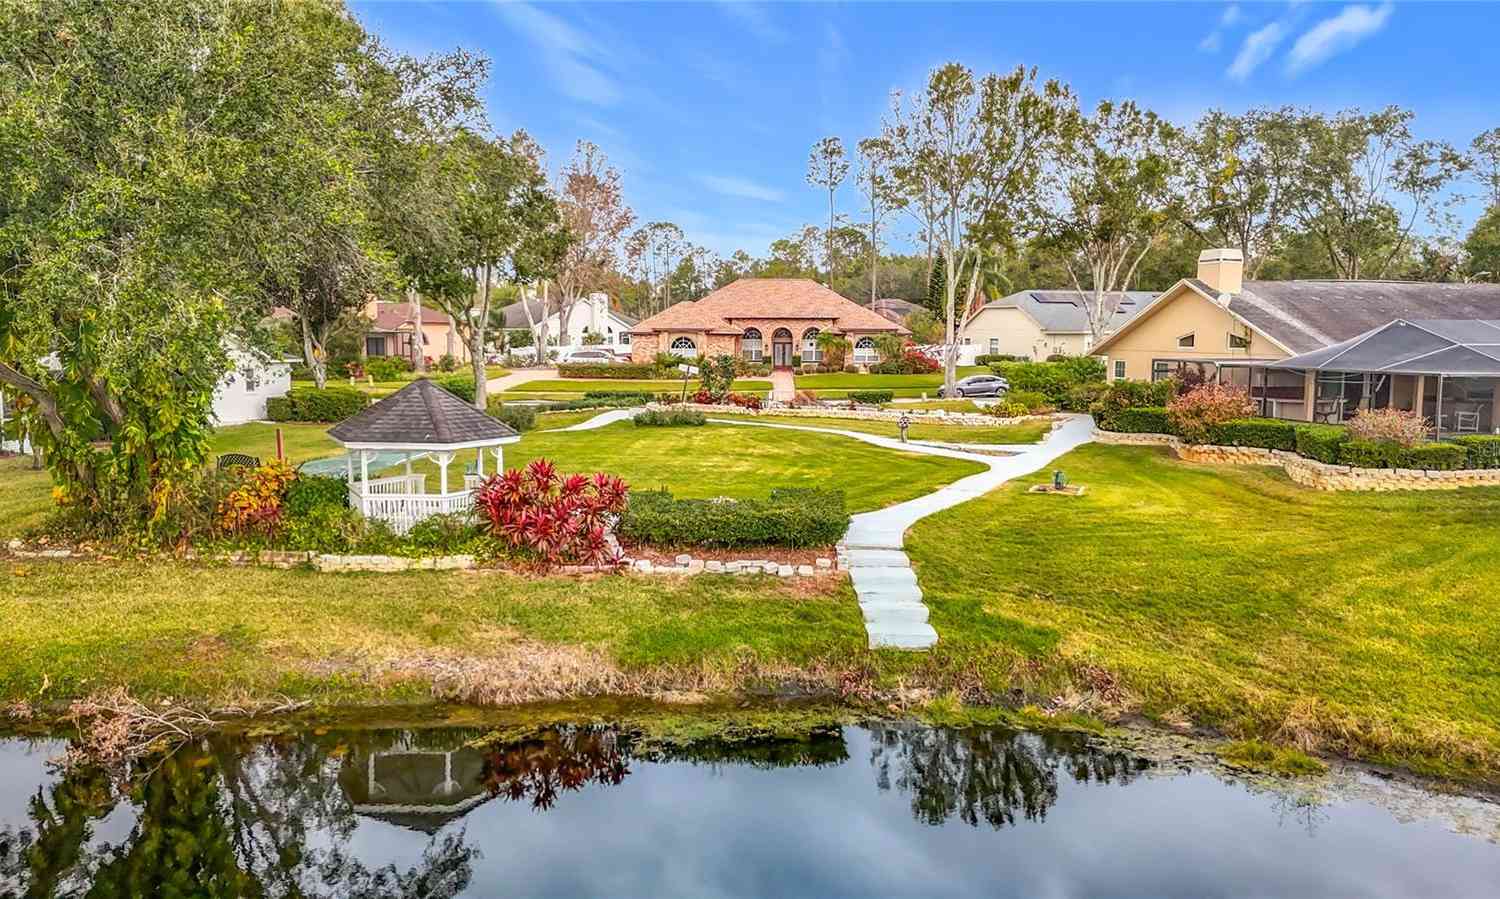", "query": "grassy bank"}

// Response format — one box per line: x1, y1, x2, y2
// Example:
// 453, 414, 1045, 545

0, 562, 867, 707
901, 443, 1500, 781
708, 412, 1050, 445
